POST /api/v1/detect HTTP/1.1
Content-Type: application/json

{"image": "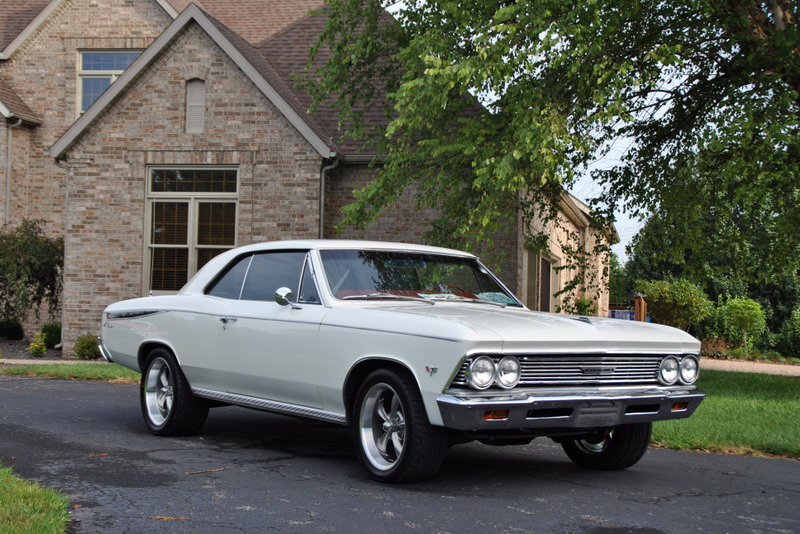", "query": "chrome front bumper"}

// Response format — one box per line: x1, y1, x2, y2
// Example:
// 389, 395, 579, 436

437, 385, 706, 430
97, 337, 114, 363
